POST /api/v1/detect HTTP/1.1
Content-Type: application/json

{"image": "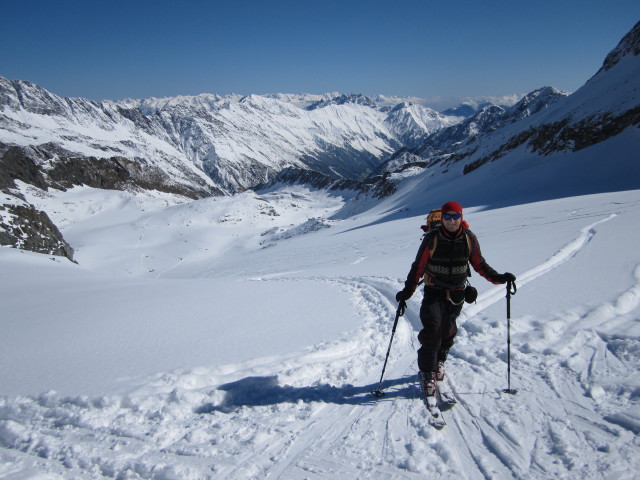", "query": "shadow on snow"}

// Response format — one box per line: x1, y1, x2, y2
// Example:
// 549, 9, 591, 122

195, 374, 422, 414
